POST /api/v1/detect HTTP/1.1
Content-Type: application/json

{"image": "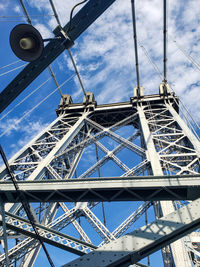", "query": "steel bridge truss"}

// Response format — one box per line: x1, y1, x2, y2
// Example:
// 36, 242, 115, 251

0, 93, 200, 266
